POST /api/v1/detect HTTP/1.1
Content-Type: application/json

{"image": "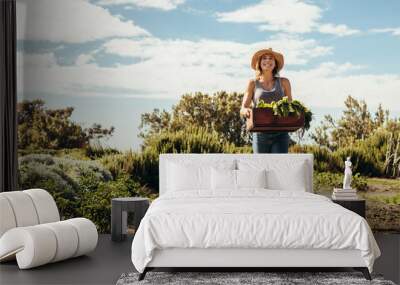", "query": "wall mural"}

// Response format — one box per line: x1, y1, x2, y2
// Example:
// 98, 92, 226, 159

16, 0, 400, 233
